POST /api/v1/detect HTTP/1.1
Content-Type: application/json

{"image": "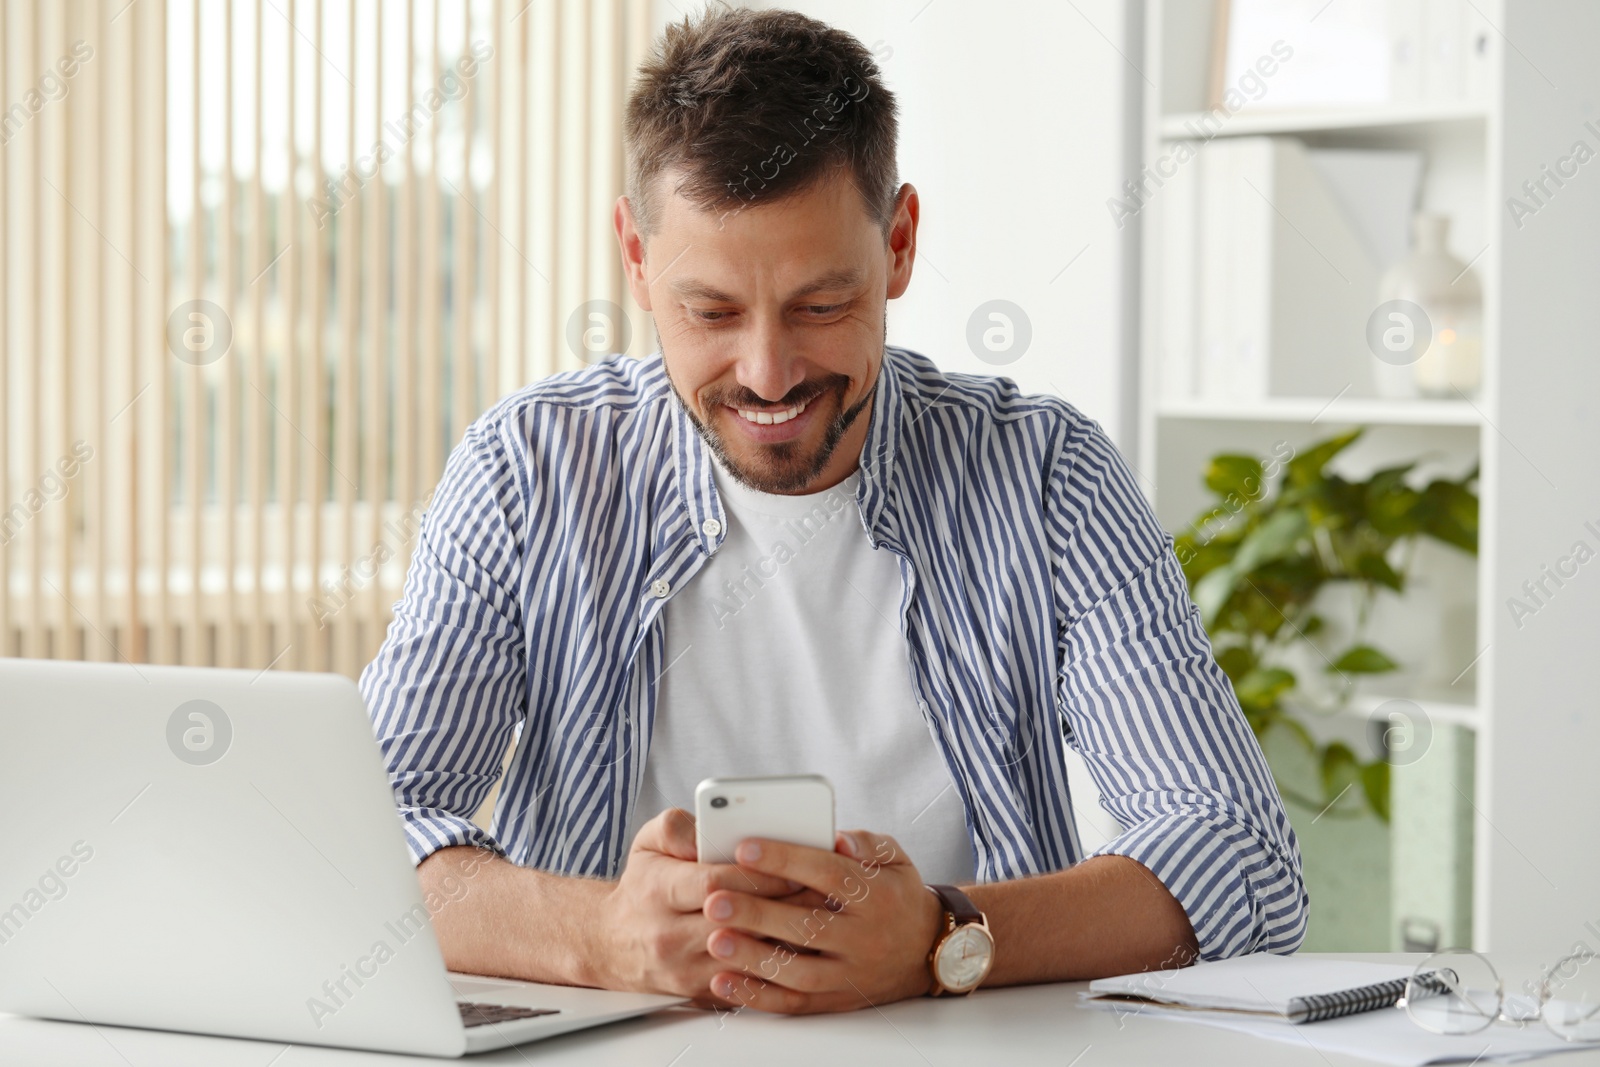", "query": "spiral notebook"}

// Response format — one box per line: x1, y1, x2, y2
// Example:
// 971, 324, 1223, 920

1085, 954, 1420, 1024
